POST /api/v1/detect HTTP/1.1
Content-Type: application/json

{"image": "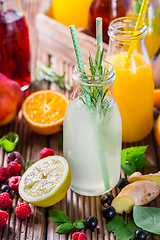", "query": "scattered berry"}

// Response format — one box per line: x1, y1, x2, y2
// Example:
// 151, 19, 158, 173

0, 210, 9, 227
72, 232, 87, 240
1, 185, 10, 194
9, 176, 21, 191
6, 151, 22, 164
15, 202, 31, 219
134, 229, 147, 240
40, 147, 55, 159
102, 206, 116, 221
8, 162, 21, 176
117, 178, 129, 191
0, 167, 10, 182
85, 216, 98, 230
101, 194, 114, 206
0, 192, 12, 208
